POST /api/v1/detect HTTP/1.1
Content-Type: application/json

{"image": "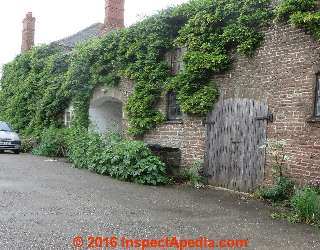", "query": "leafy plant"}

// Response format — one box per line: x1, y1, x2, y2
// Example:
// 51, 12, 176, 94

0, 46, 70, 137
172, 0, 272, 115
290, 187, 320, 224
257, 176, 295, 202
20, 135, 38, 153
65, 127, 168, 185
180, 160, 204, 188
276, 0, 320, 40
260, 139, 290, 179
0, 0, 273, 137
256, 139, 295, 202
275, 0, 317, 21
32, 127, 68, 157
